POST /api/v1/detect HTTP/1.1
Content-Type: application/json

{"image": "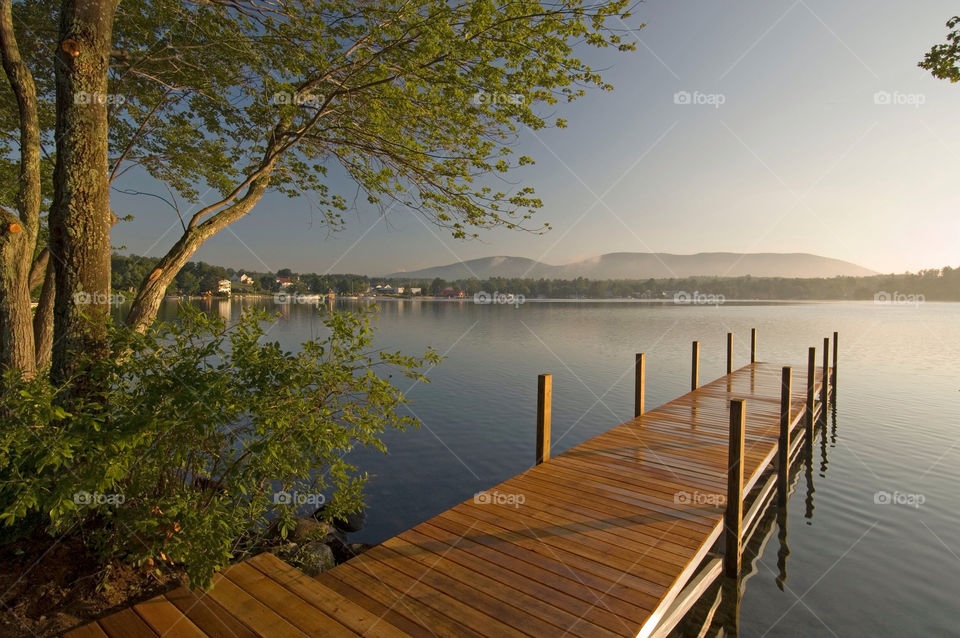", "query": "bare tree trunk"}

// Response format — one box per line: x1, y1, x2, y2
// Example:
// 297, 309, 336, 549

33, 257, 54, 370
0, 0, 41, 376
49, 0, 116, 386
28, 247, 49, 291
125, 166, 277, 333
